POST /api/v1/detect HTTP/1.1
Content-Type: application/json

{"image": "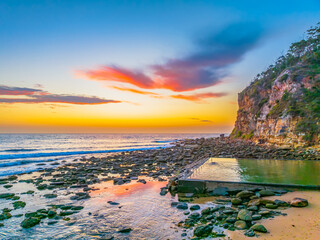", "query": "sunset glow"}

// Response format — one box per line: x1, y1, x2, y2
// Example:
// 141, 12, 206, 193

0, 1, 319, 133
